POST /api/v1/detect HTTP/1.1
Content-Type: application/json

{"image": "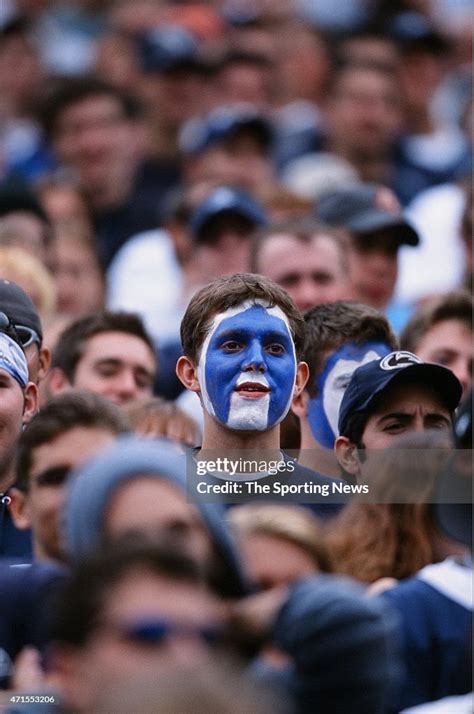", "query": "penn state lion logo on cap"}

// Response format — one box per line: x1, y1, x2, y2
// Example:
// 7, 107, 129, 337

380, 351, 423, 371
